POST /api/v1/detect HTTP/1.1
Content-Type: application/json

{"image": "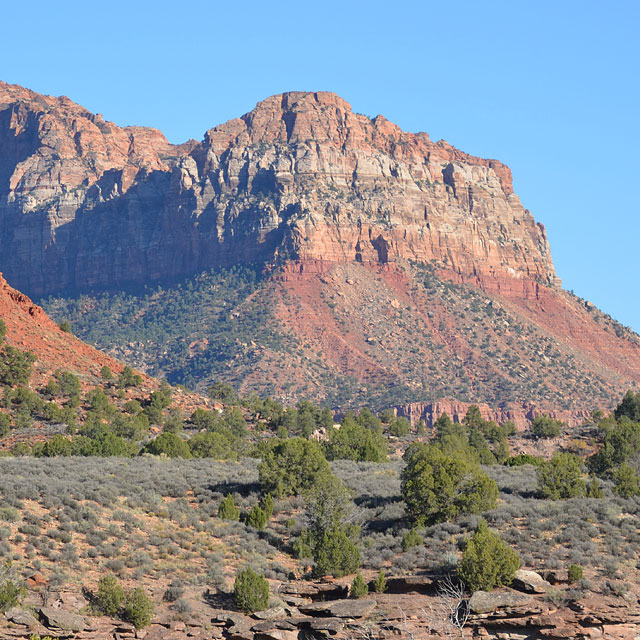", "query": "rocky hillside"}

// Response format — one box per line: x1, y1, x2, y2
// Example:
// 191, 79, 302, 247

2, 82, 640, 414
0, 271, 122, 385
